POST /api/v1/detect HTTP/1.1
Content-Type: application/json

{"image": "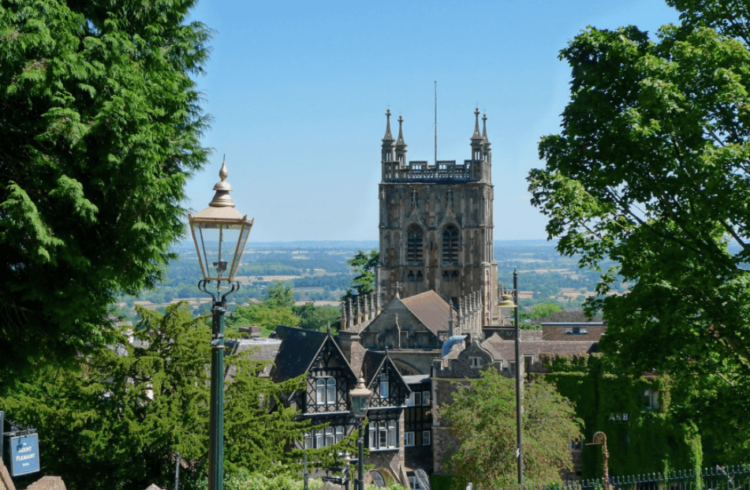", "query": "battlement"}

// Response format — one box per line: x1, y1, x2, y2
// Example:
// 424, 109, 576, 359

382, 160, 479, 183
